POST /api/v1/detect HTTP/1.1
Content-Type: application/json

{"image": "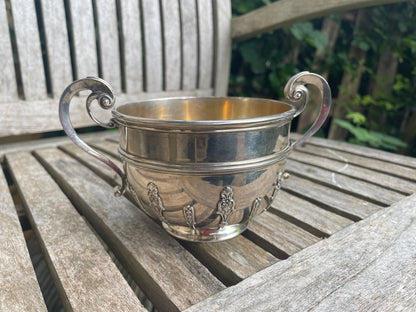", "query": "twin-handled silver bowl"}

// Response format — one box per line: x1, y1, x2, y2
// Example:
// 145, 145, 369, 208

59, 72, 331, 242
